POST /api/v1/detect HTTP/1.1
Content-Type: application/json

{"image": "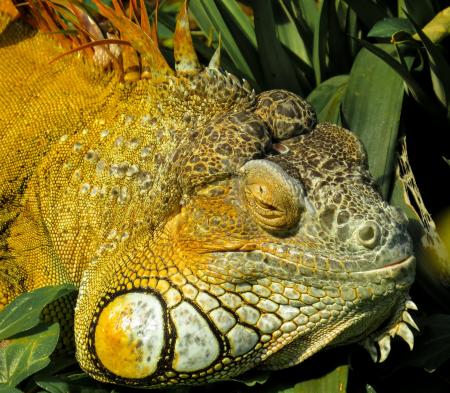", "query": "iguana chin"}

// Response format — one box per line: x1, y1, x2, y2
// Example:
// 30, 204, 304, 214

0, 0, 418, 388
